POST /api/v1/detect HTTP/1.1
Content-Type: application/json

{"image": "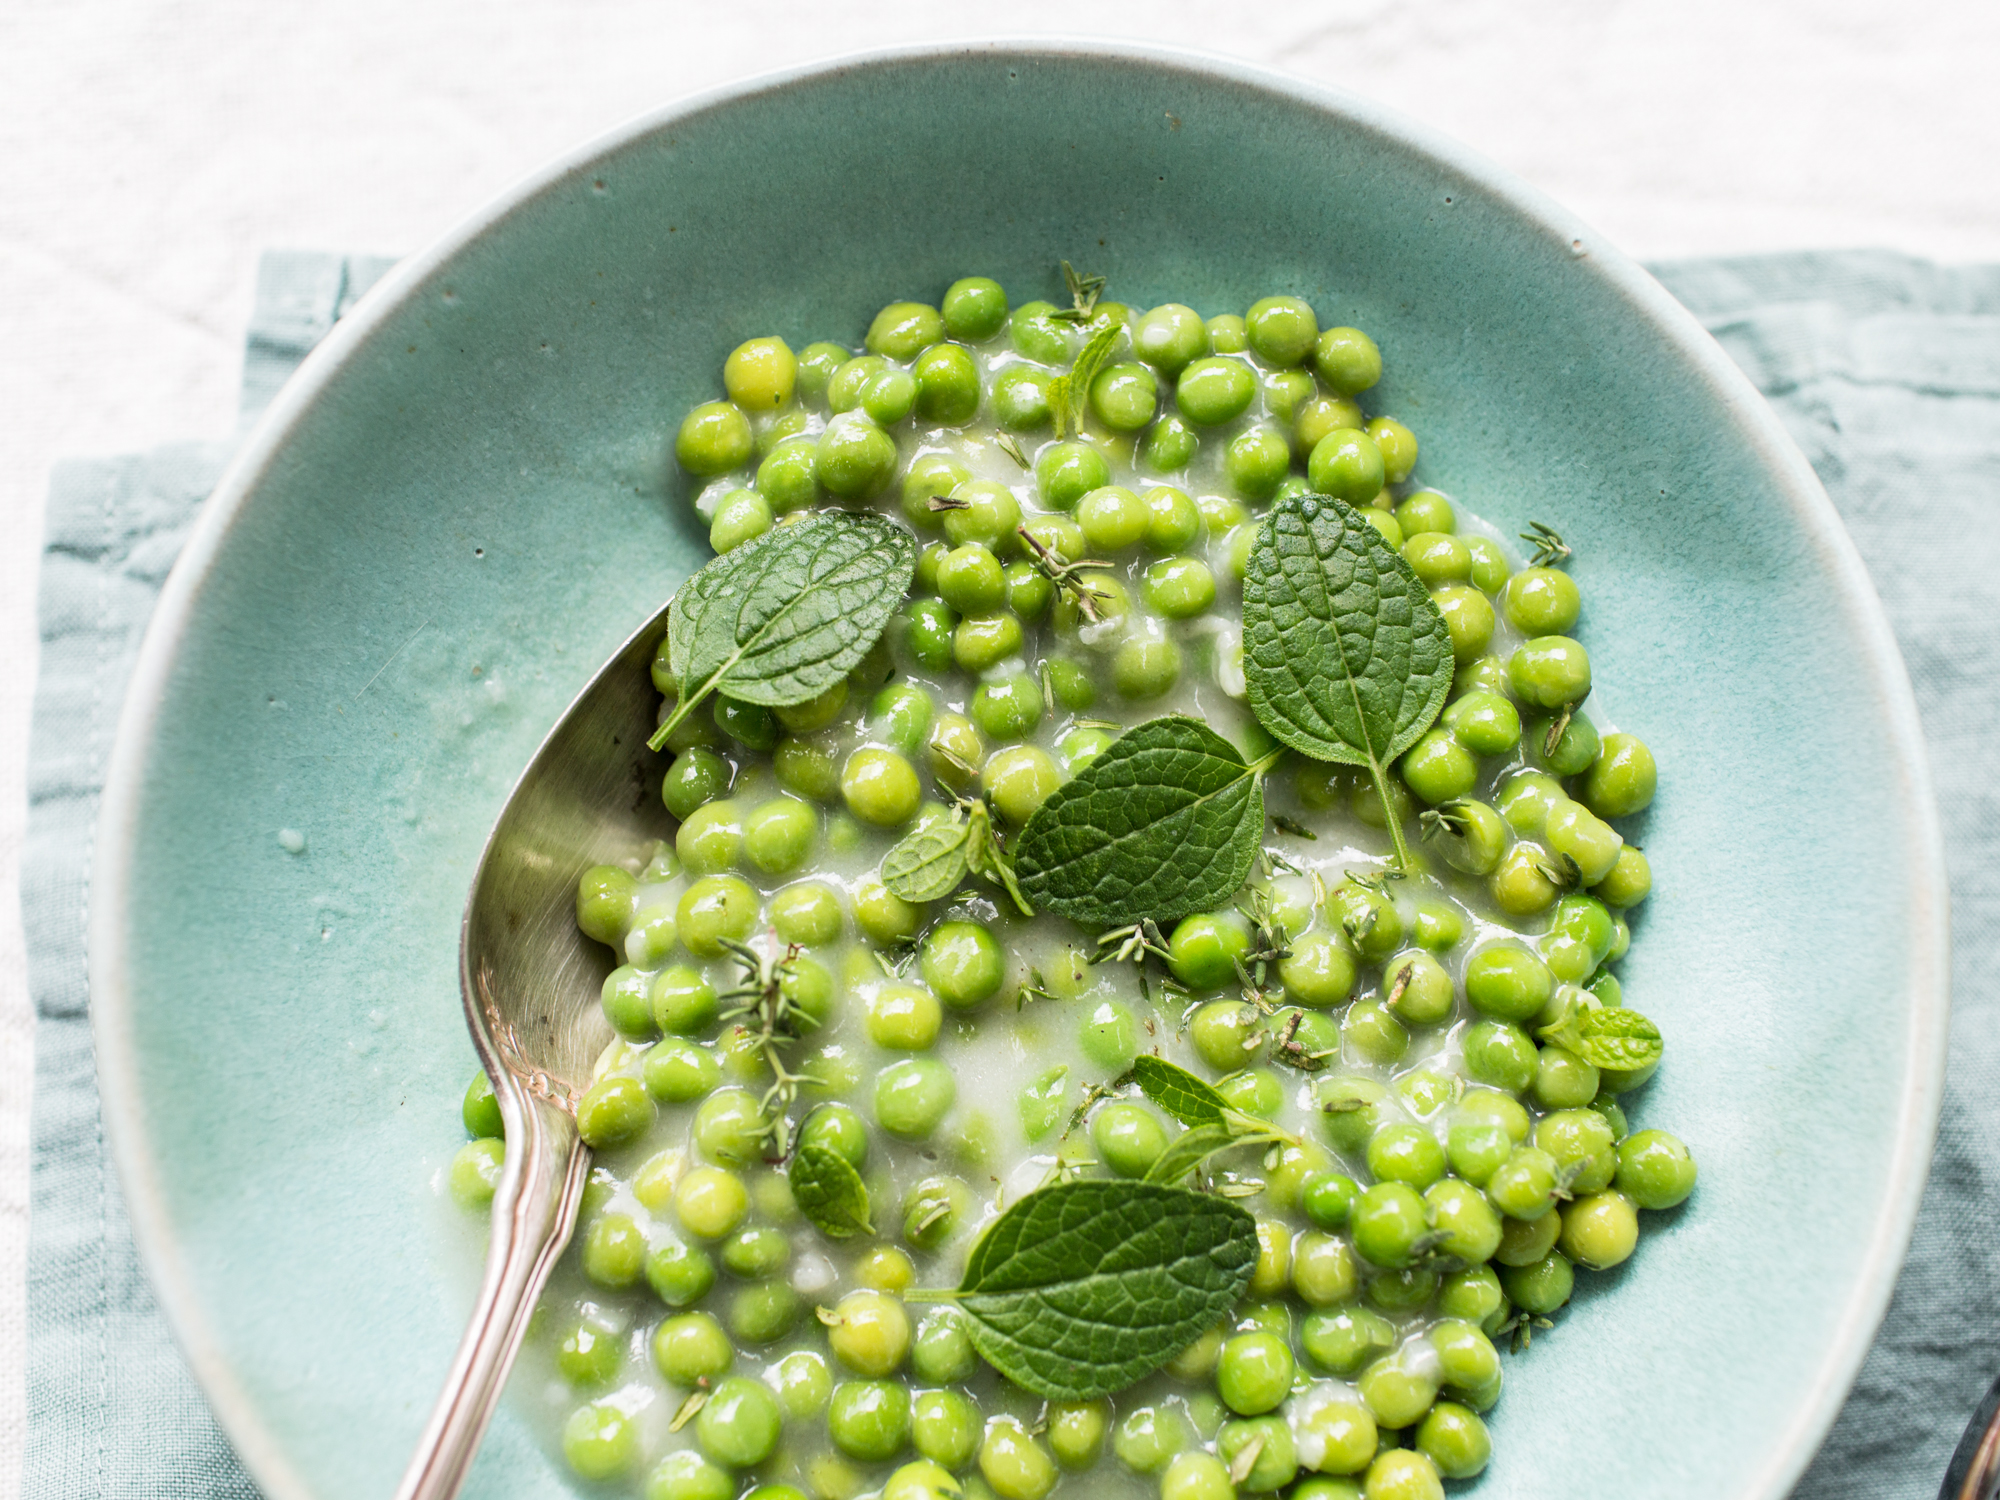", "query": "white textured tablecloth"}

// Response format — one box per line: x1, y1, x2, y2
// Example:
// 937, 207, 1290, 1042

6, 5, 2000, 1496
